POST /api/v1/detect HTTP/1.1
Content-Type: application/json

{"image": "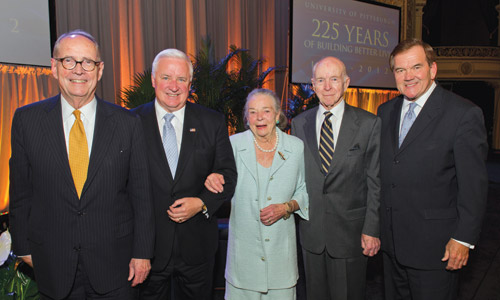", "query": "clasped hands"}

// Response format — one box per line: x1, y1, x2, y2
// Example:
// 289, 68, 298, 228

167, 197, 204, 223
204, 173, 291, 226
